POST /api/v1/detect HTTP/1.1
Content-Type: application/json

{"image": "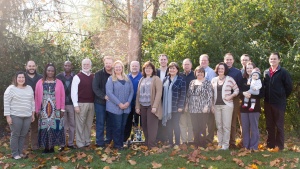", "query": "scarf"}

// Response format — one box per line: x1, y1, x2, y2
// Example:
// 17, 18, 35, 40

162, 75, 177, 126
